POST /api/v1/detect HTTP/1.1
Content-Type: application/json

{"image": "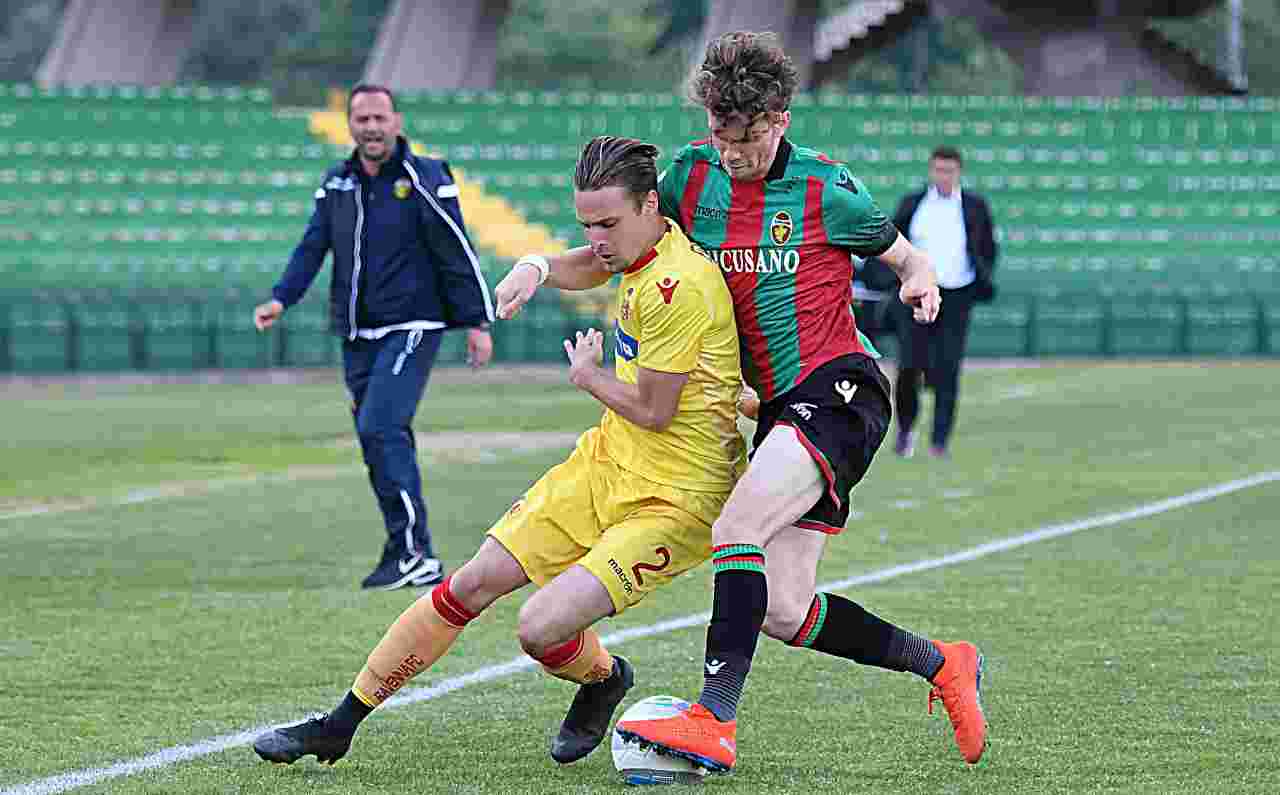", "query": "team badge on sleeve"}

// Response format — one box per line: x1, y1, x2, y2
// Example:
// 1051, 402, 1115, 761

394, 178, 412, 199
614, 321, 639, 360
770, 210, 794, 245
